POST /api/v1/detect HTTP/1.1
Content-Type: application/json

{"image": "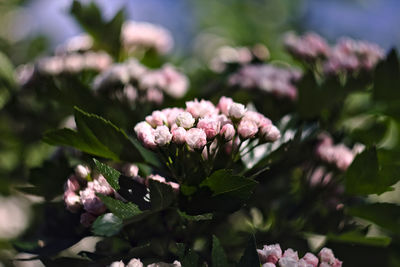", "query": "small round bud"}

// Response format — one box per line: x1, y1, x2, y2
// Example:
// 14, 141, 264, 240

228, 103, 246, 119
220, 123, 235, 141
185, 128, 207, 150
154, 125, 172, 146
175, 112, 195, 129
